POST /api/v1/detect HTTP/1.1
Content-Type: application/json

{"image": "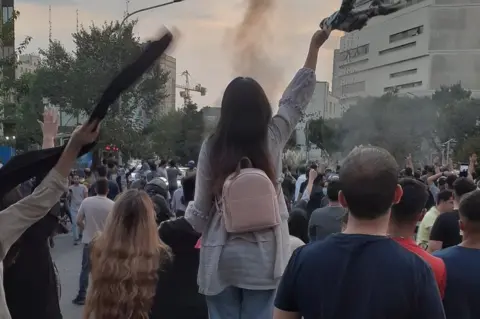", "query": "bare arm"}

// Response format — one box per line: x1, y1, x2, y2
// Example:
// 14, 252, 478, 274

77, 203, 85, 230
269, 28, 331, 150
